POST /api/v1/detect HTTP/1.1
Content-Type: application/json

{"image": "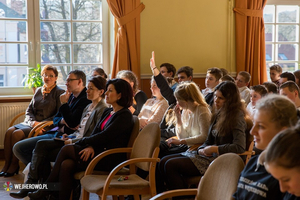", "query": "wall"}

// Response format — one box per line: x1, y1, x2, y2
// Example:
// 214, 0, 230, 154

140, 0, 236, 83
